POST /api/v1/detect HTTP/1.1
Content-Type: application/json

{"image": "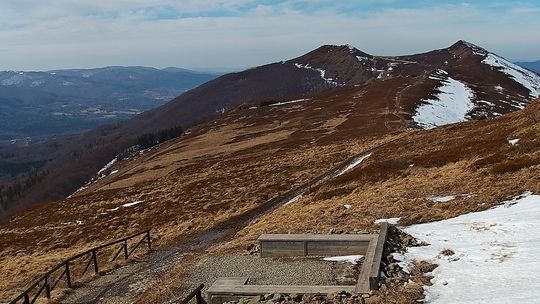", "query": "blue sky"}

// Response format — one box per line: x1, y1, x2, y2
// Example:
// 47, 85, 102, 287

0, 0, 539, 70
